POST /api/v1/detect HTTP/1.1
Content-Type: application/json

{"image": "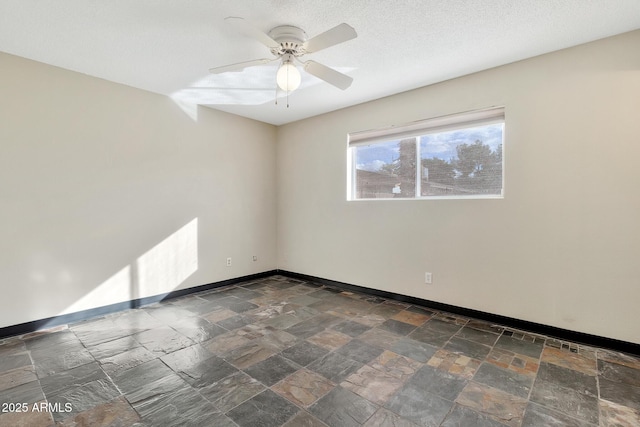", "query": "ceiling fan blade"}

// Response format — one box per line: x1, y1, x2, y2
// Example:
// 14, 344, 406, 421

209, 58, 275, 74
304, 60, 353, 90
225, 16, 279, 49
304, 23, 357, 53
